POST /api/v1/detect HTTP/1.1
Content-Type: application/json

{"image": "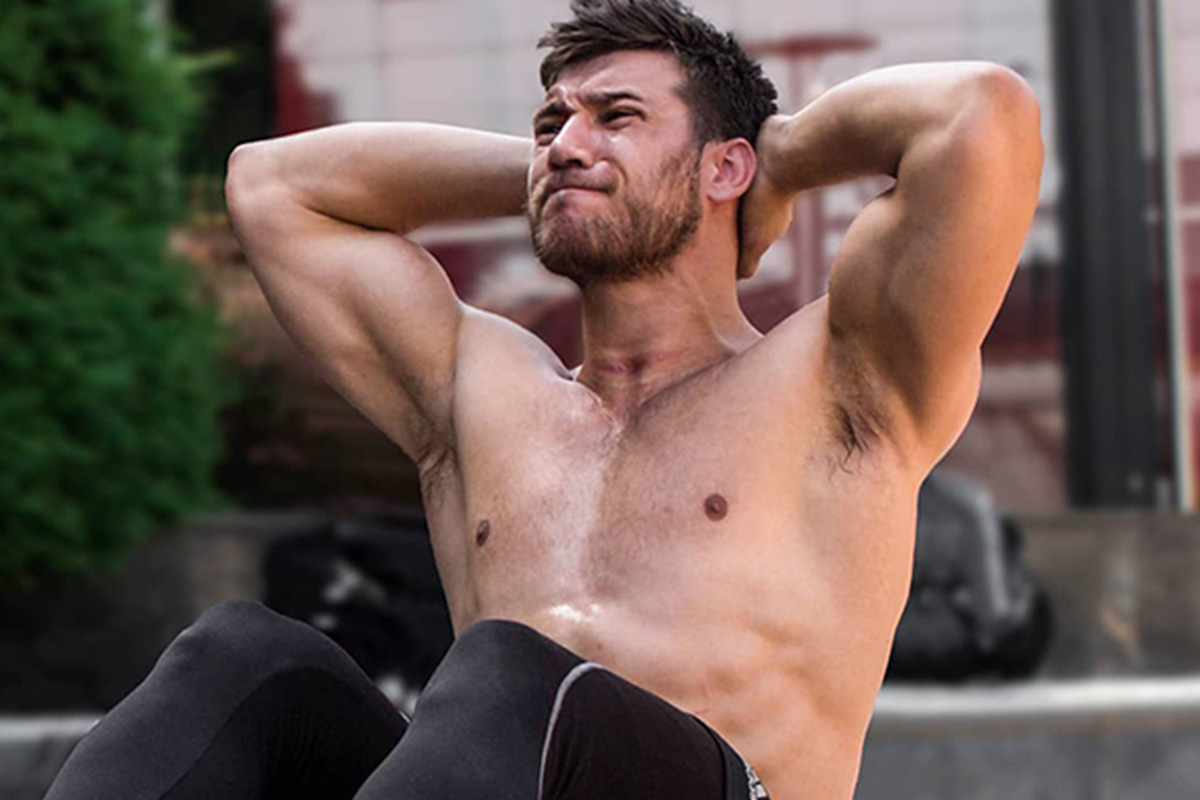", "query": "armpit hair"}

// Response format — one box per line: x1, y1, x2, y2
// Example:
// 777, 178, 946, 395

826, 342, 894, 478
833, 401, 873, 475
